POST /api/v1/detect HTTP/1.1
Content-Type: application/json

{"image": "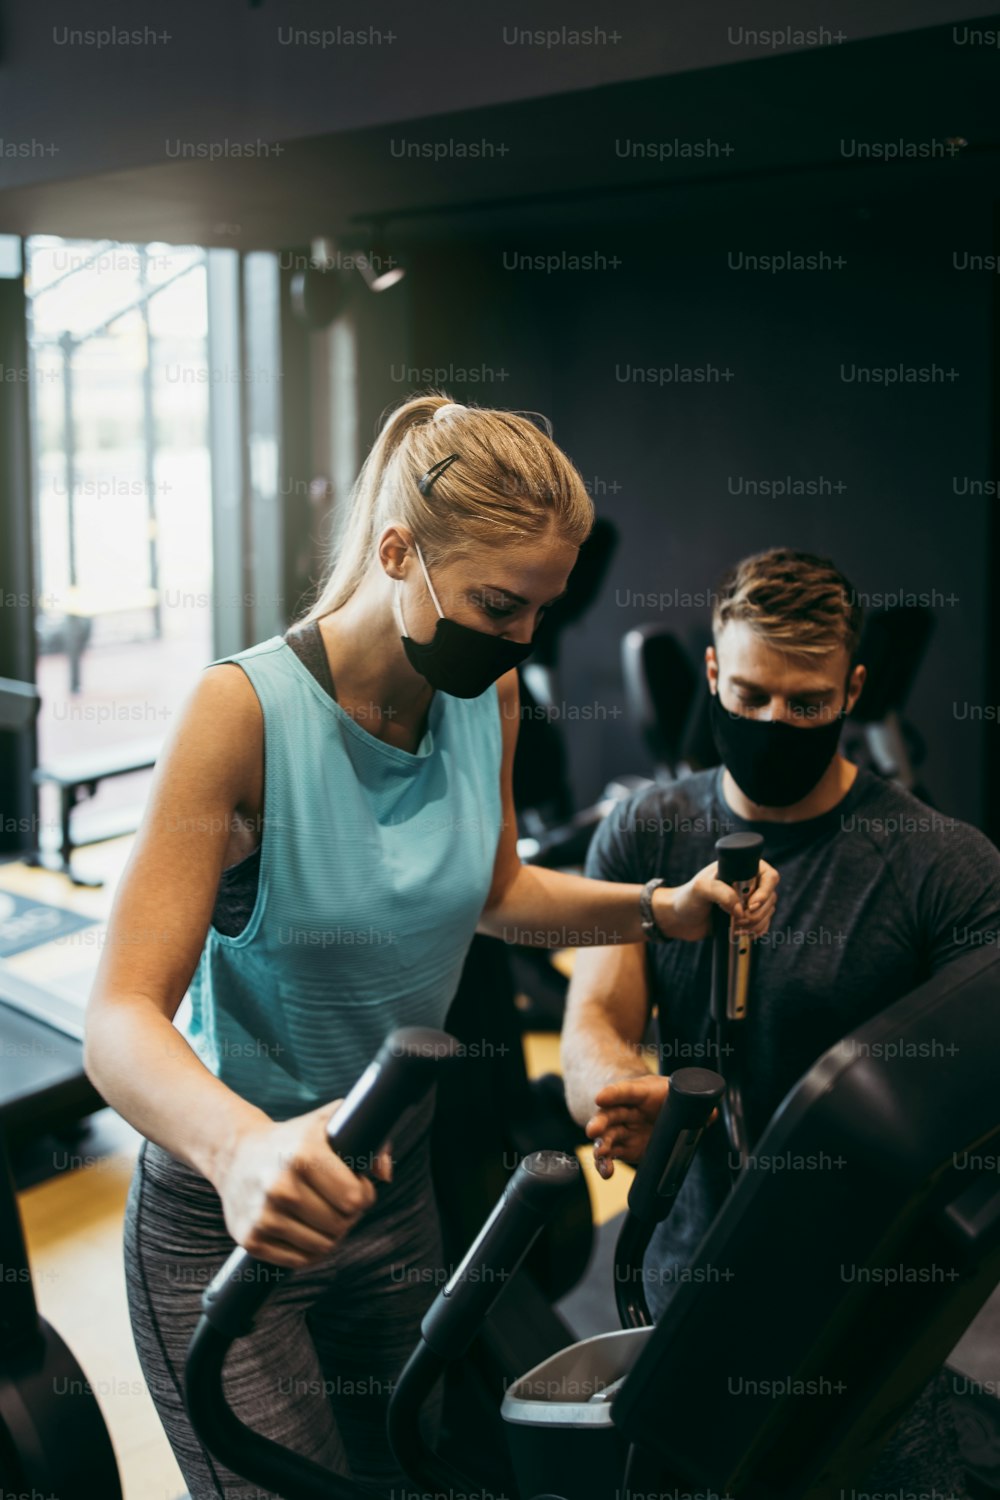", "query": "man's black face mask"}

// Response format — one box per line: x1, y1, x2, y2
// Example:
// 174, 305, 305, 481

708, 687, 848, 808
